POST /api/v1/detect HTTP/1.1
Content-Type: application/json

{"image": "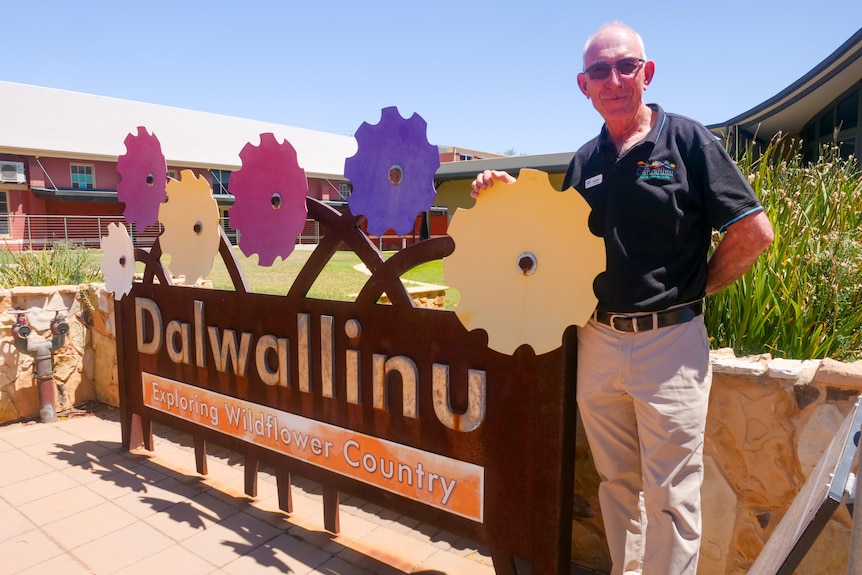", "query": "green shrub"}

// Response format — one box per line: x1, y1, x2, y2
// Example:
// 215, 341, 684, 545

706, 138, 862, 361
0, 241, 103, 287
